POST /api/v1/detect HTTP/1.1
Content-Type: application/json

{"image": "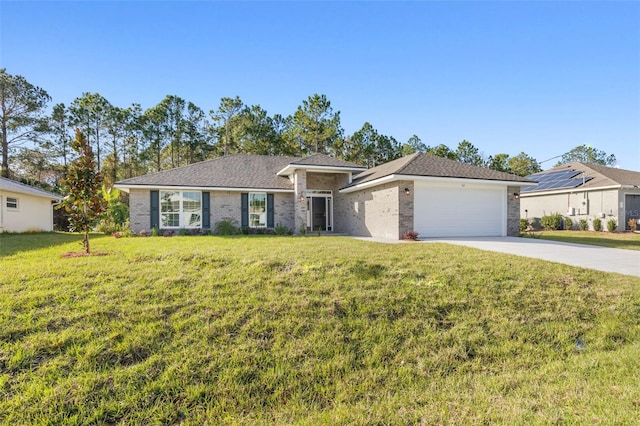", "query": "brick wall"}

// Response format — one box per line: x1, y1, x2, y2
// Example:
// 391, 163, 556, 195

129, 188, 150, 233
507, 185, 520, 237
335, 181, 407, 240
